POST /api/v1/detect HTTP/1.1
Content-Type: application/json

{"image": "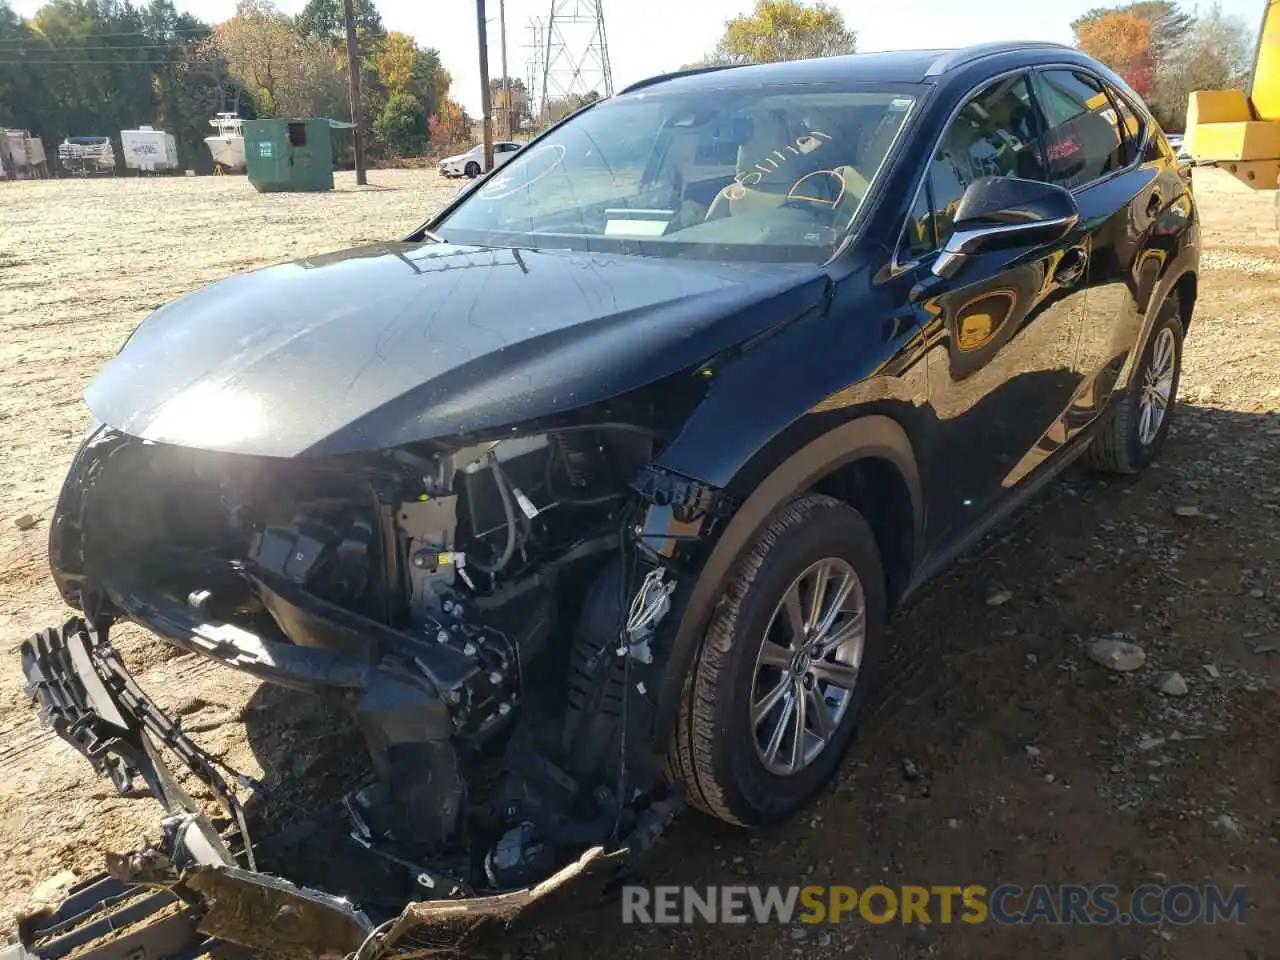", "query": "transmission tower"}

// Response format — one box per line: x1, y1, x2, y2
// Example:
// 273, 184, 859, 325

539, 0, 613, 116
524, 17, 546, 116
